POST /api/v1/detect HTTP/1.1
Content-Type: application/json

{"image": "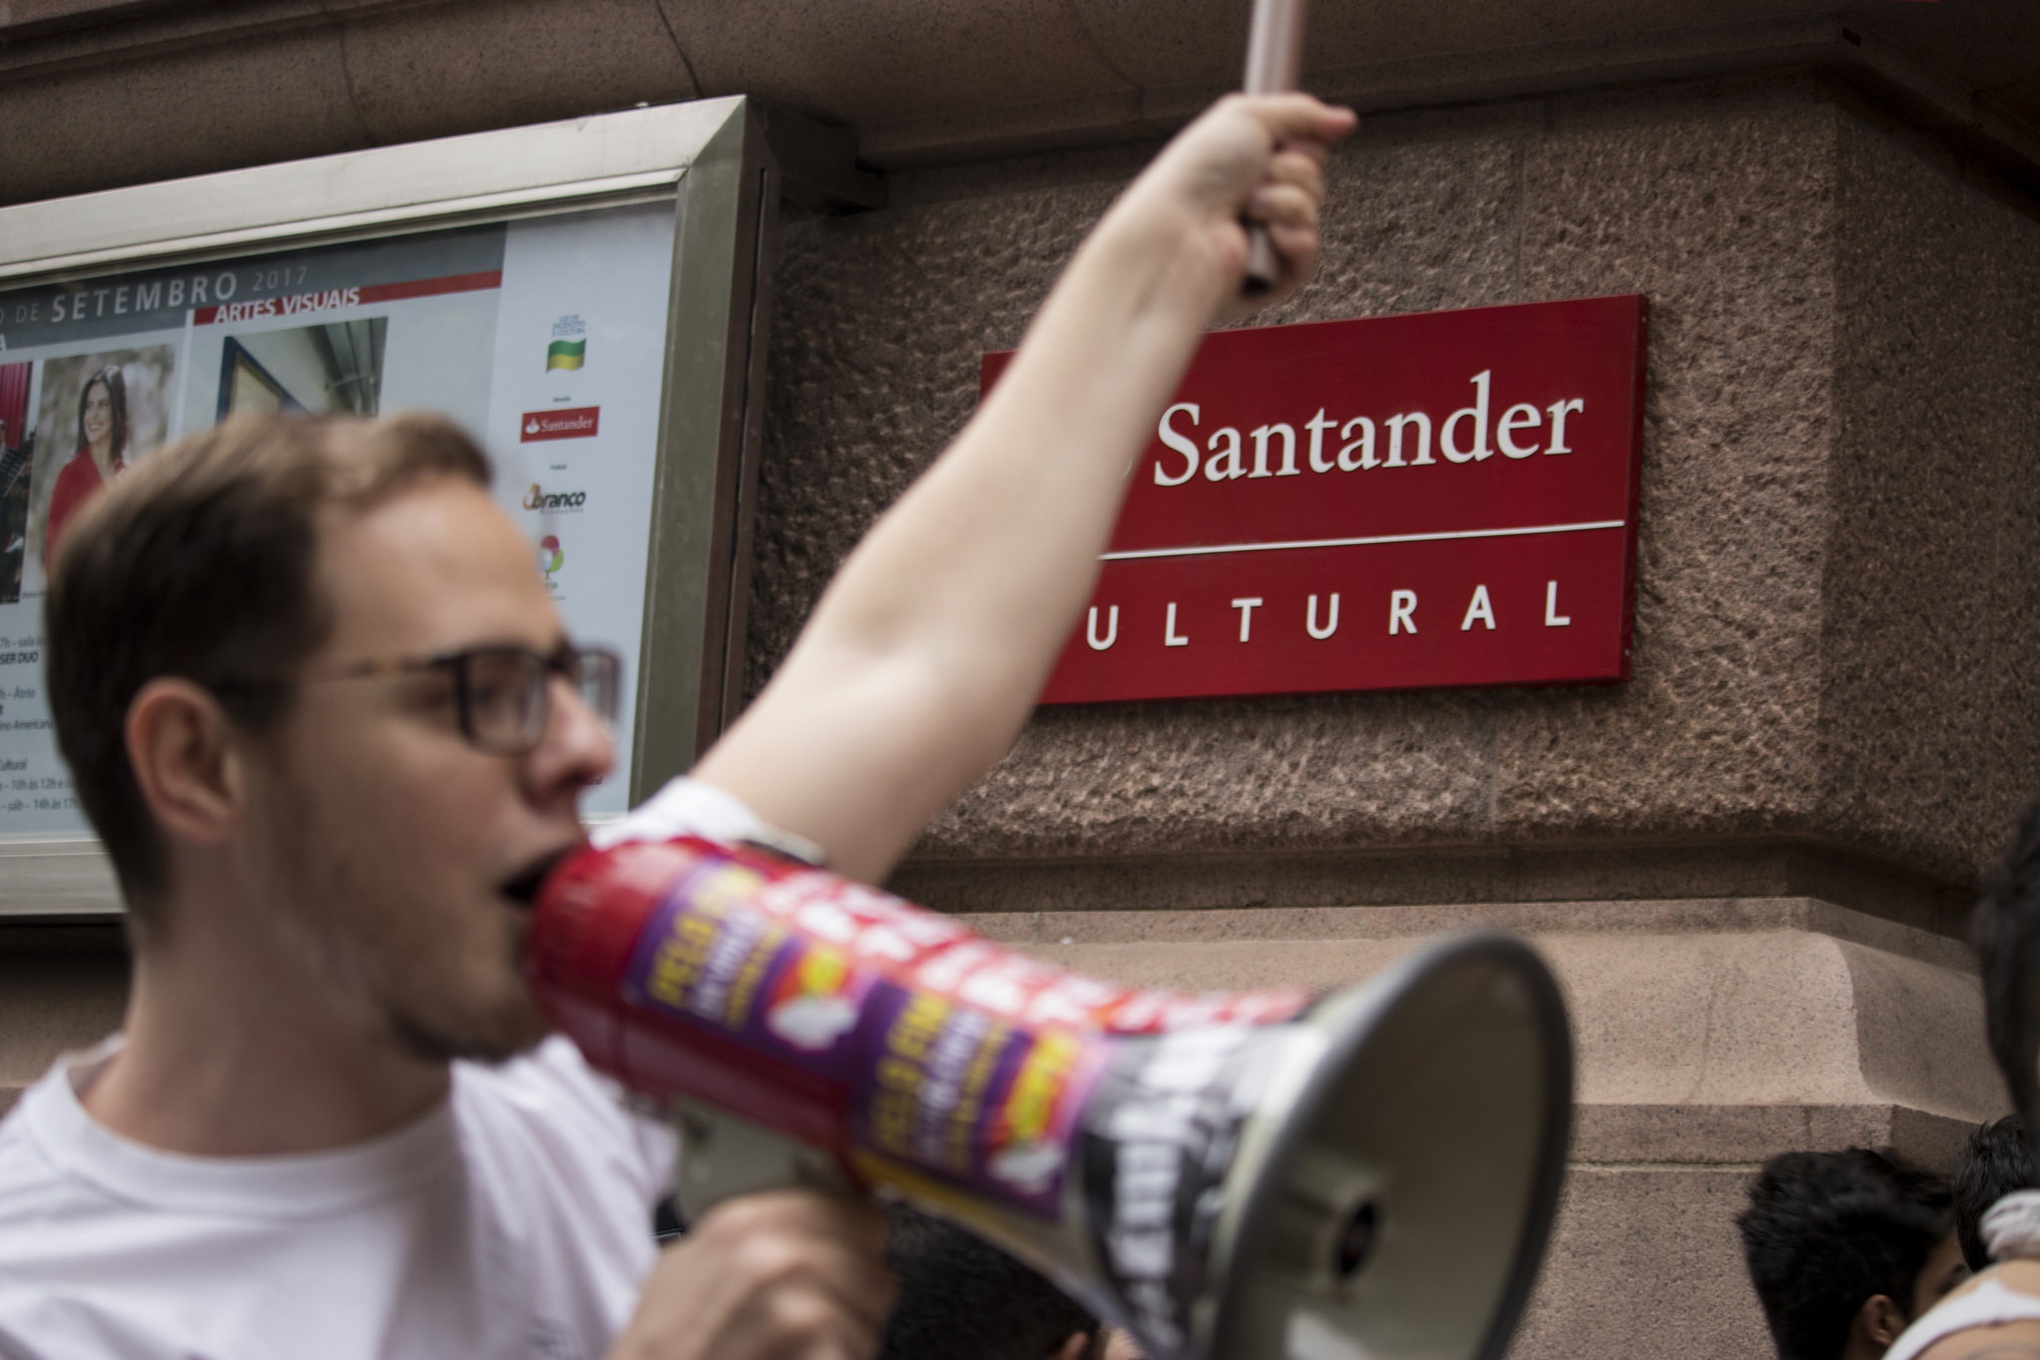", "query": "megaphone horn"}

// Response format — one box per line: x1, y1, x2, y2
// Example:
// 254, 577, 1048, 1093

528, 836, 1572, 1360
